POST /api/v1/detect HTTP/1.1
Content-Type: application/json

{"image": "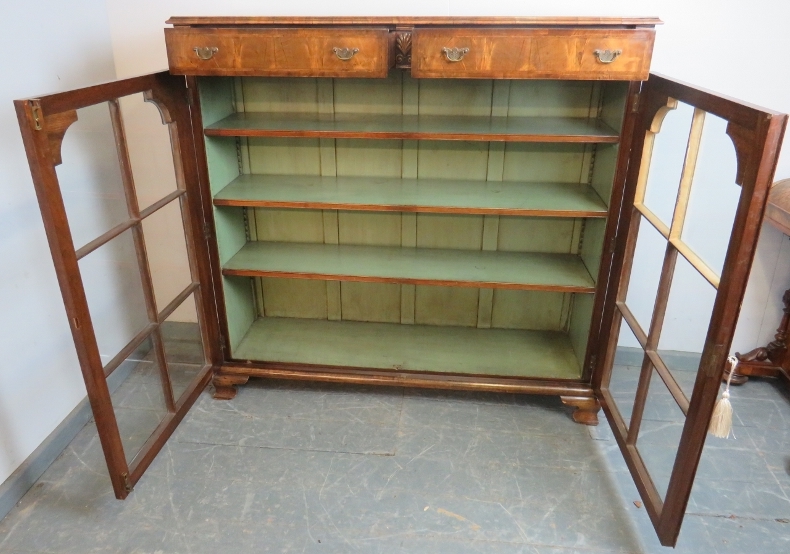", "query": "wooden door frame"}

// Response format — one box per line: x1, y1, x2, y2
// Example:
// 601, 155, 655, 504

15, 72, 219, 498
591, 73, 787, 546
